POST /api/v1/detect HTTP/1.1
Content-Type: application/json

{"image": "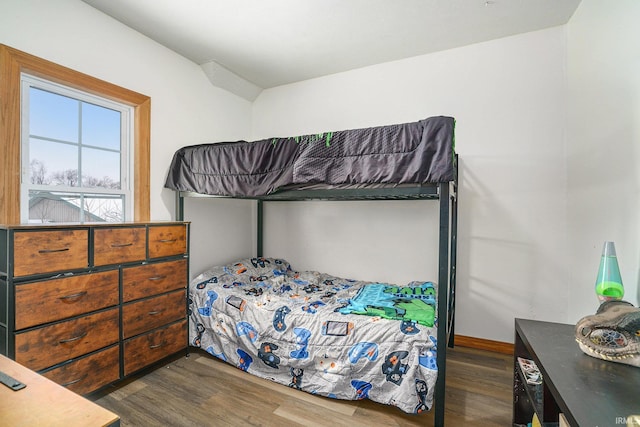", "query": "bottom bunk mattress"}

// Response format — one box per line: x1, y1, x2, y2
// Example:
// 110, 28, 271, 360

188, 257, 438, 414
